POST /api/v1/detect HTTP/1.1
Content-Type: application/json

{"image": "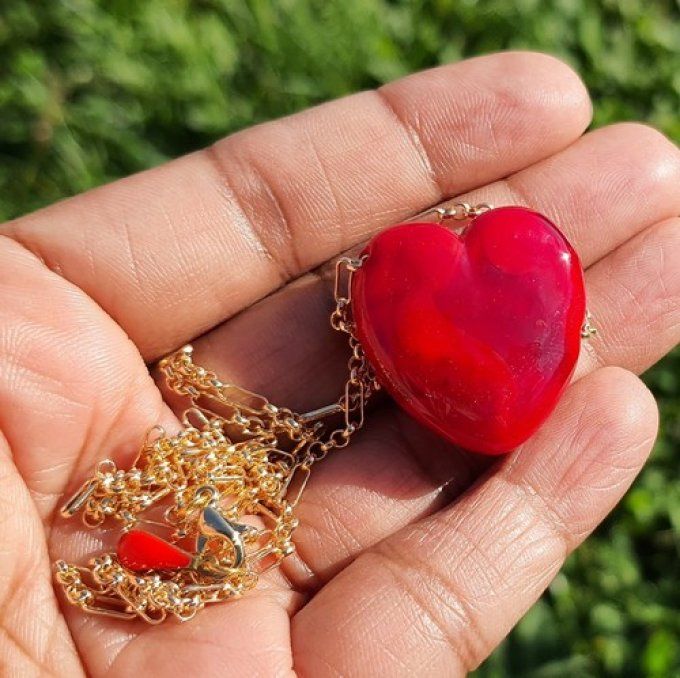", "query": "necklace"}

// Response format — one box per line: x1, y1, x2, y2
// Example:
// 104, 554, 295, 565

55, 203, 594, 622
